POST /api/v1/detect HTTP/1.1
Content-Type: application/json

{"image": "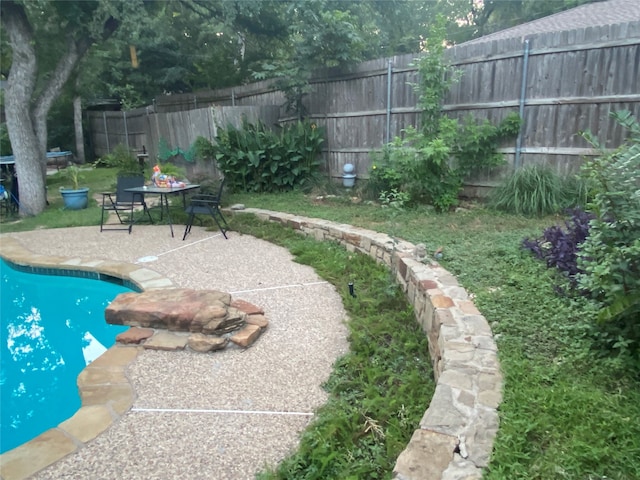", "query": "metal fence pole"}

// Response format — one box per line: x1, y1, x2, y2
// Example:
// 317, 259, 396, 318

103, 111, 110, 153
123, 110, 130, 150
386, 60, 393, 144
515, 39, 530, 169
